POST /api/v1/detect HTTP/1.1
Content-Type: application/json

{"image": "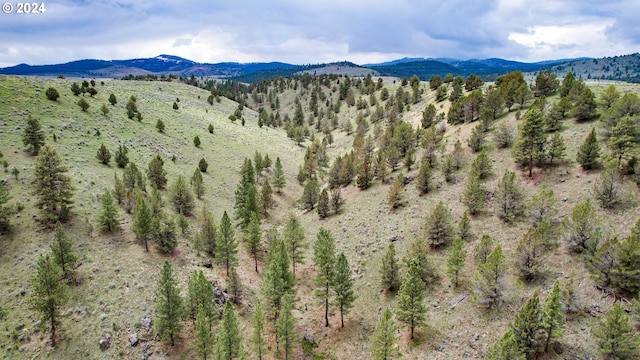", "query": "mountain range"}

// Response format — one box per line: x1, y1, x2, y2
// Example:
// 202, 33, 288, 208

1, 53, 639, 83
